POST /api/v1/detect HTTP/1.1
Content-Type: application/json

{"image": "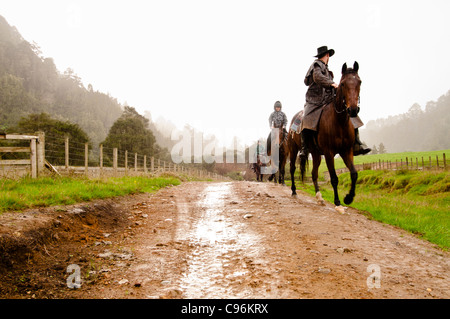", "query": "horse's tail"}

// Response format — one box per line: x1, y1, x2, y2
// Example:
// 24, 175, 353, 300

300, 153, 308, 183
